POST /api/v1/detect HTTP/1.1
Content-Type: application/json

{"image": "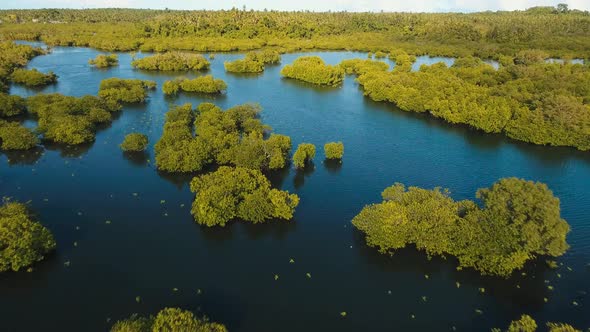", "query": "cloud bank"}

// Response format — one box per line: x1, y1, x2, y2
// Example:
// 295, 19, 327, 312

2, 0, 589, 12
